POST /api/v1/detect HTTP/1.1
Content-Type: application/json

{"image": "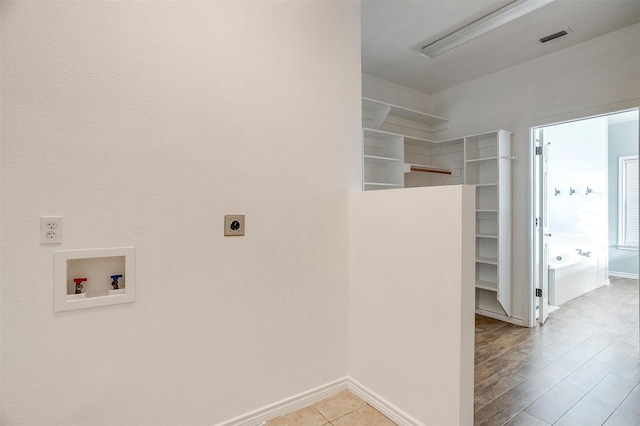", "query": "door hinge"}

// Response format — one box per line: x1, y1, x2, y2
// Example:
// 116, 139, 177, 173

535, 288, 542, 297
535, 146, 543, 155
